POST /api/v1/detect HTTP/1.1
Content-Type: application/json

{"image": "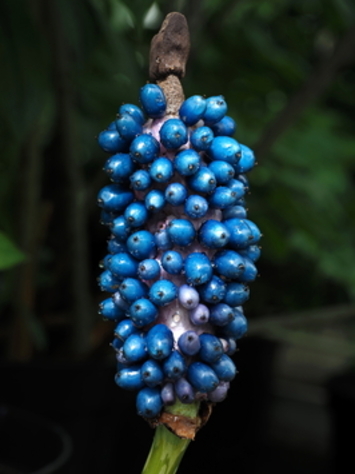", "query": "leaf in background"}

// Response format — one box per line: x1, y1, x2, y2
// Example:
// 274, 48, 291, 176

0, 232, 25, 270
